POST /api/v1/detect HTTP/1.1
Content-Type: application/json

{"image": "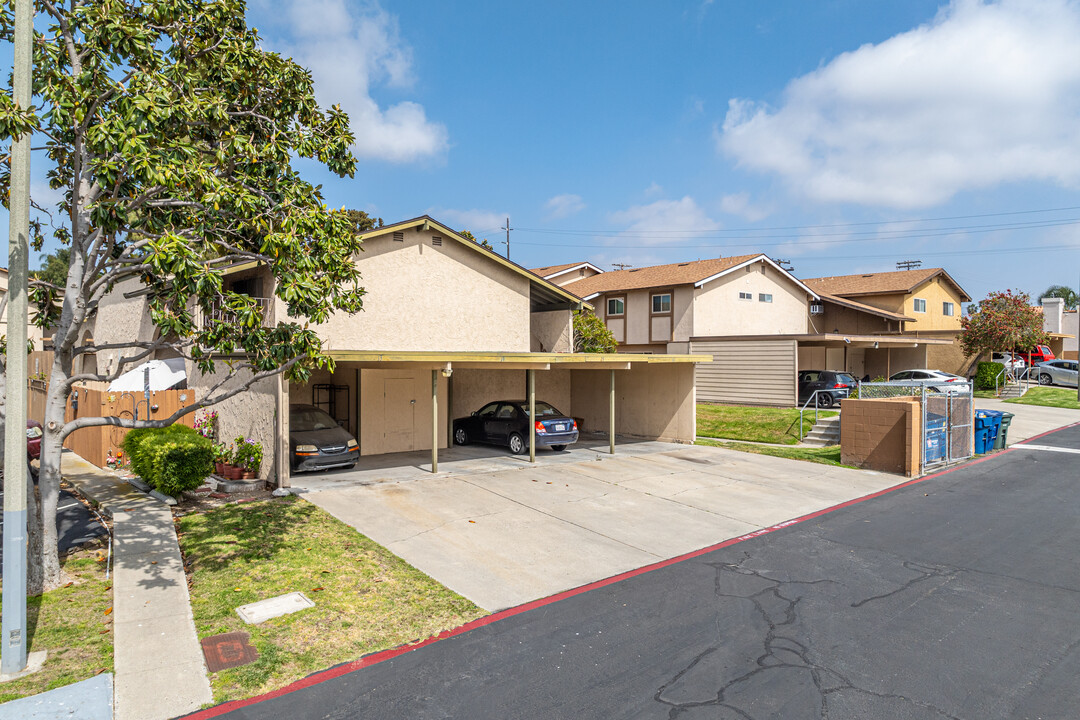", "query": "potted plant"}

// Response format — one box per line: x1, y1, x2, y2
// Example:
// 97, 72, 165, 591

214, 442, 229, 476
233, 437, 262, 480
